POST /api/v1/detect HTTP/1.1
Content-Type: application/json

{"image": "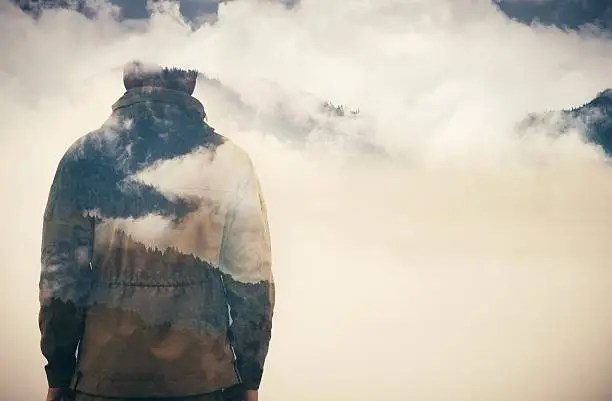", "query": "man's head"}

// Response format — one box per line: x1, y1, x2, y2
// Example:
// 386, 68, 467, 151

123, 60, 199, 95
